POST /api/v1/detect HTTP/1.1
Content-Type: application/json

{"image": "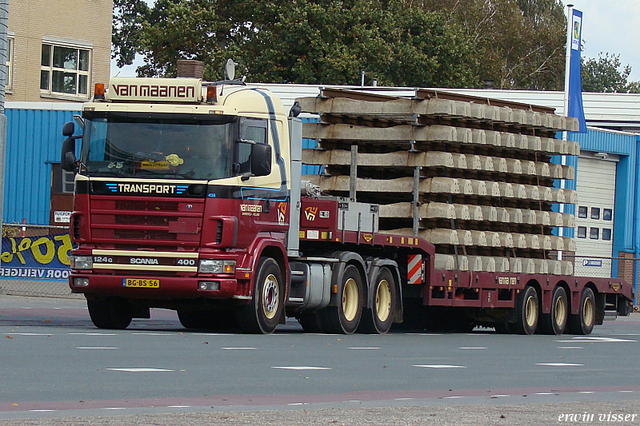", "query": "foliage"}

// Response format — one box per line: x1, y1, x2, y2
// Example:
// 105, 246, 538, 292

581, 53, 640, 93
111, 0, 568, 89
